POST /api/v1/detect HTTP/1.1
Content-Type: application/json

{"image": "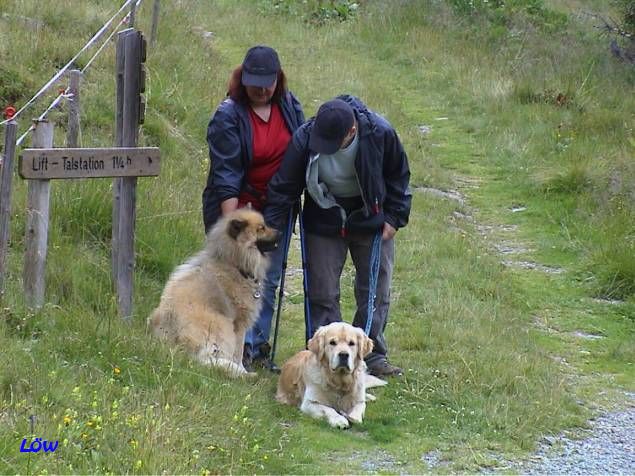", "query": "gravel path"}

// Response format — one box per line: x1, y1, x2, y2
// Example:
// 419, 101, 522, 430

509, 398, 635, 475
